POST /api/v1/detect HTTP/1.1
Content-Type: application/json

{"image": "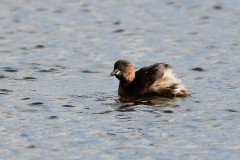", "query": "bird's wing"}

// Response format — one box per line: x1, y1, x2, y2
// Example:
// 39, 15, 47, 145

132, 63, 170, 88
